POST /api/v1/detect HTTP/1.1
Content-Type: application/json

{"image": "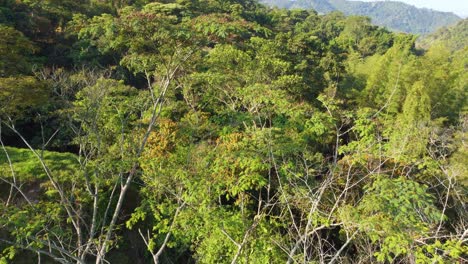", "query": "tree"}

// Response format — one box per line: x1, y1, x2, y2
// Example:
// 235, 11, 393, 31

0, 76, 50, 120
0, 25, 36, 77
389, 80, 431, 159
